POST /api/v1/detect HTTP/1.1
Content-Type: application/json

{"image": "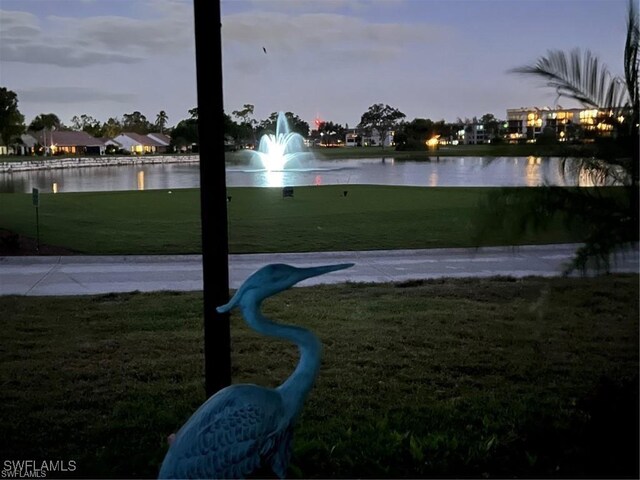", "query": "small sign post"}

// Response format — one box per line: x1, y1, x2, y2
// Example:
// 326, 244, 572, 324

32, 187, 40, 254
